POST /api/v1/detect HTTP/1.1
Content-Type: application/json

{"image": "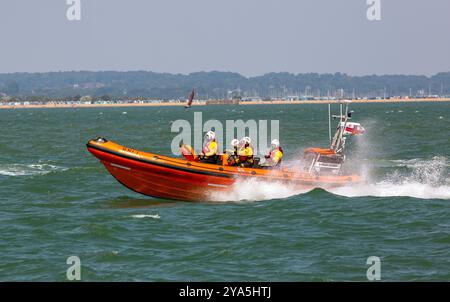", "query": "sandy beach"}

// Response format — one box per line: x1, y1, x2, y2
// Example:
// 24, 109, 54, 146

1, 98, 450, 109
